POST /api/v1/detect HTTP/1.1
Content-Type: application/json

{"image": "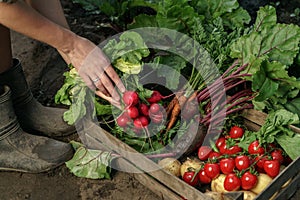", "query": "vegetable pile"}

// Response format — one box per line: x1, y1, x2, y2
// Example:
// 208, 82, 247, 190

163, 120, 295, 199
55, 1, 300, 197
